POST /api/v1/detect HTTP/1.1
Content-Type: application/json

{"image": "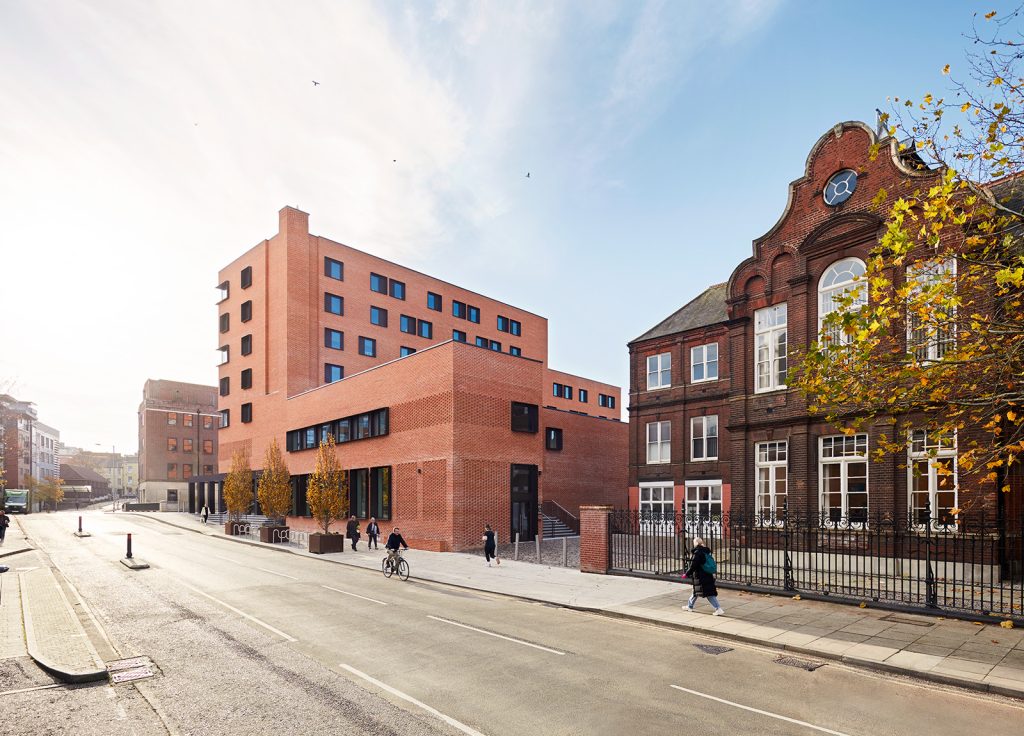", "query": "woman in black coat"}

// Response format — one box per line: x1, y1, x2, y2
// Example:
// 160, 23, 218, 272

682, 537, 724, 615
346, 516, 359, 551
